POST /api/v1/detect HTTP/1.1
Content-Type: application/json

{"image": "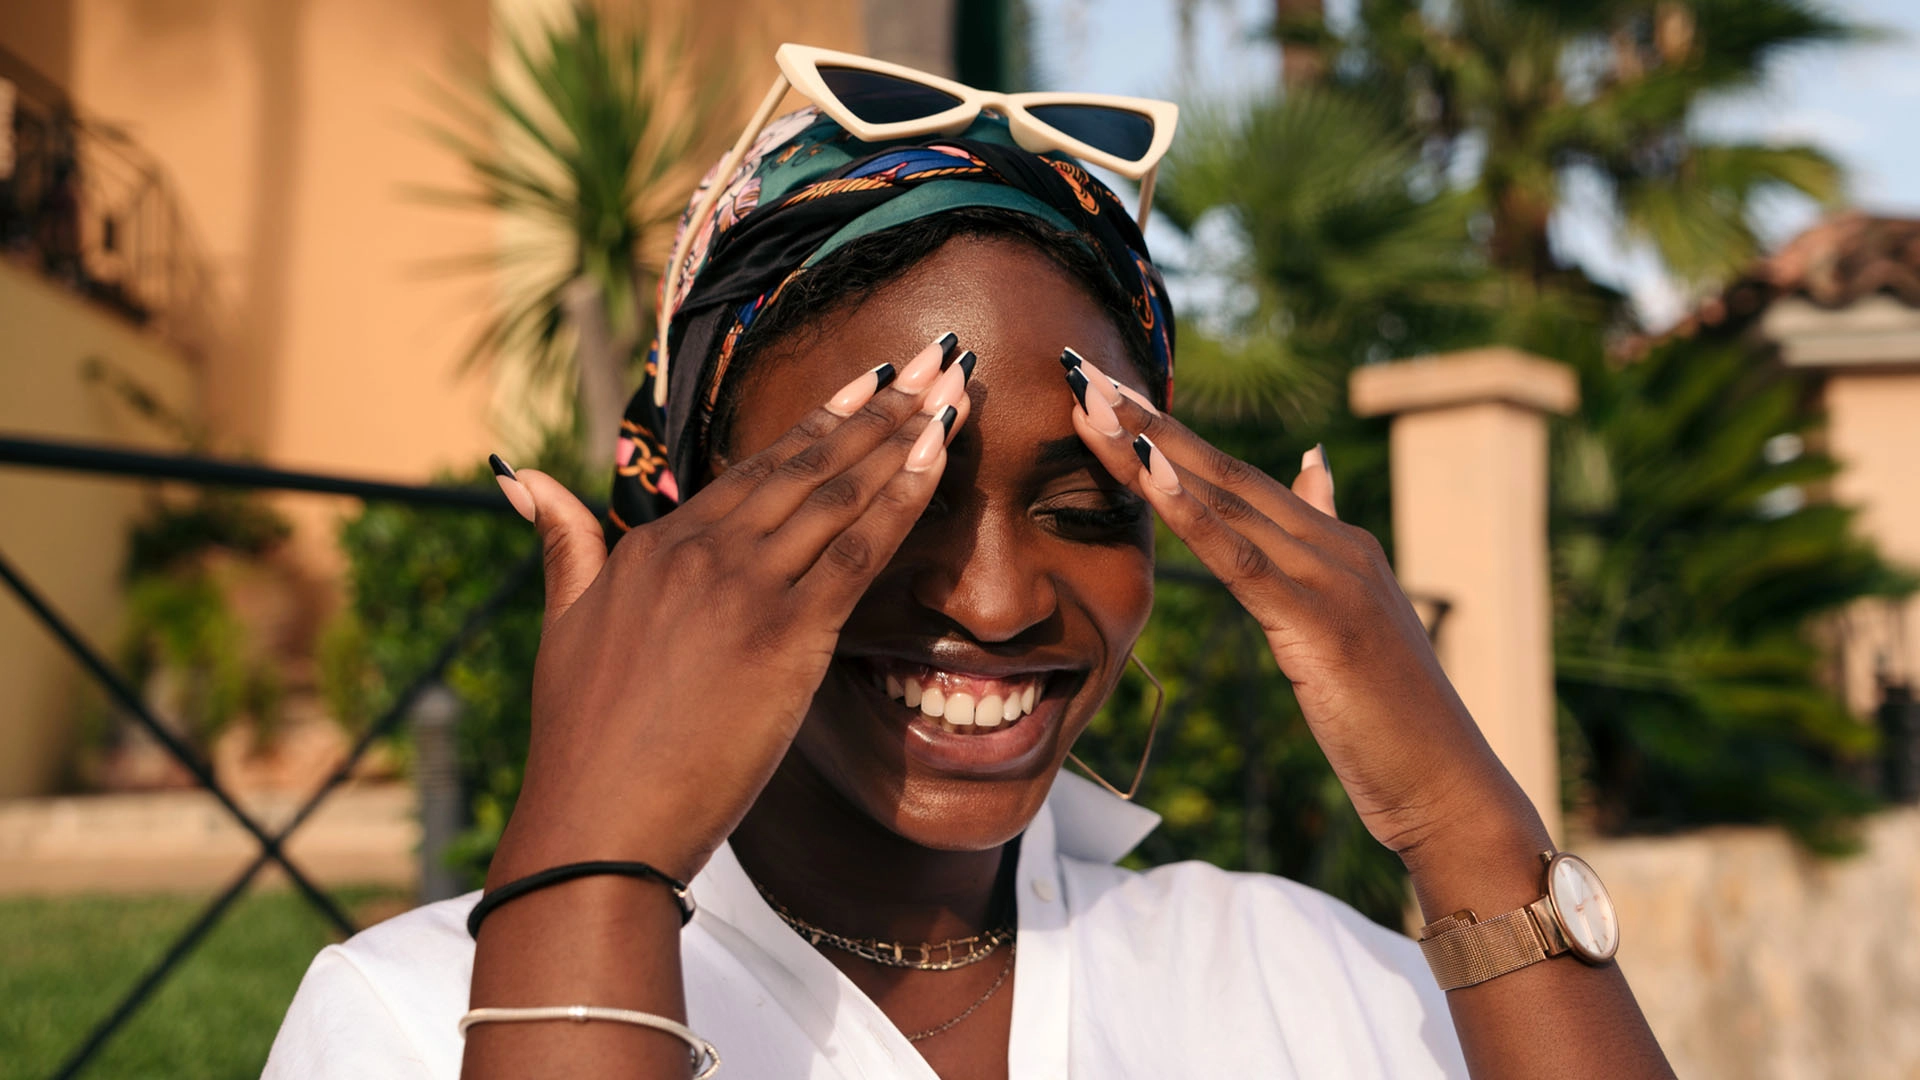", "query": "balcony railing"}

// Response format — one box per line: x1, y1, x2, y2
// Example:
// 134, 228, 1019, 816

0, 46, 211, 353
